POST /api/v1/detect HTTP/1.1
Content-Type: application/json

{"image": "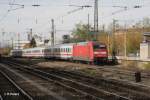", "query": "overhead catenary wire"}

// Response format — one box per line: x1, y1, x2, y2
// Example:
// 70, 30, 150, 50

0, 0, 149, 33
0, 0, 16, 23
32, 4, 92, 30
